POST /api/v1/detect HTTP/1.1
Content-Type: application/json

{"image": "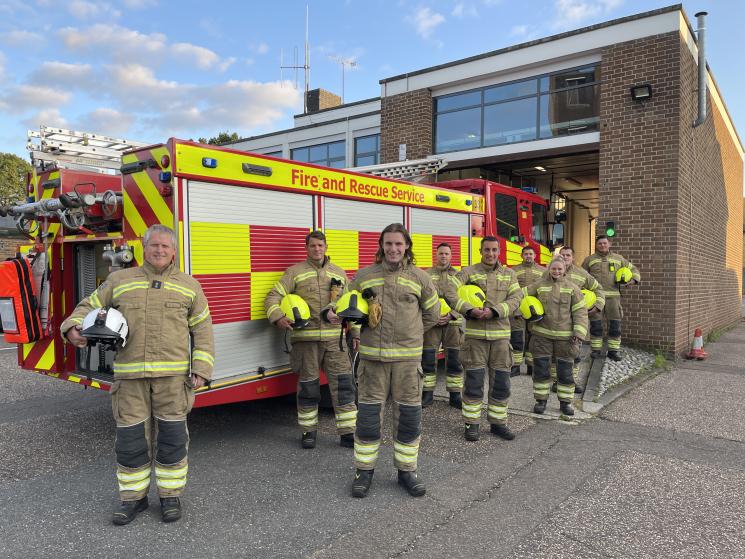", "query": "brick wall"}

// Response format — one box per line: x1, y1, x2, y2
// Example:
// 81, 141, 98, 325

306, 88, 341, 113
599, 31, 743, 355
0, 236, 24, 260
380, 88, 433, 163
